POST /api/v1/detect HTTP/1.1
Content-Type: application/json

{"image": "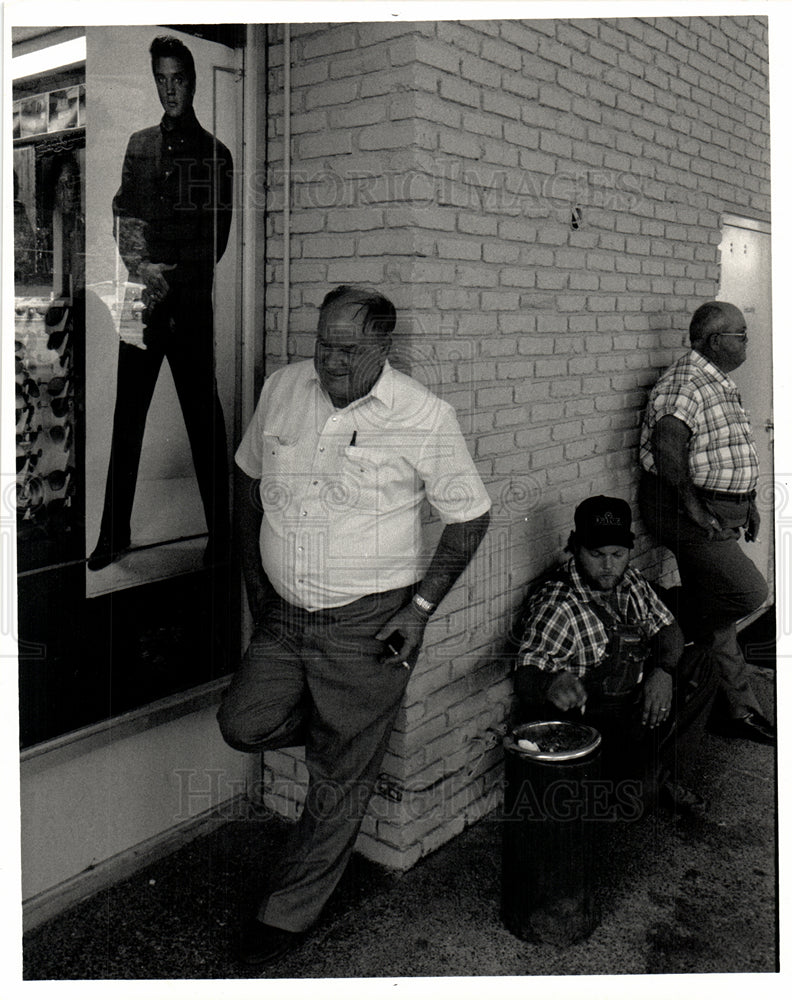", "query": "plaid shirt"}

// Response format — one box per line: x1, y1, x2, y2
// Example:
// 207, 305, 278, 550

517, 560, 675, 677
640, 349, 759, 494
